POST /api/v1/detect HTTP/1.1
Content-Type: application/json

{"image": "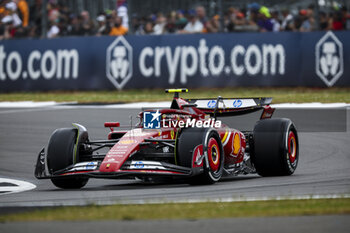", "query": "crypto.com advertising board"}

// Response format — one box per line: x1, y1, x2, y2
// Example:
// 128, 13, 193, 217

0, 31, 349, 92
